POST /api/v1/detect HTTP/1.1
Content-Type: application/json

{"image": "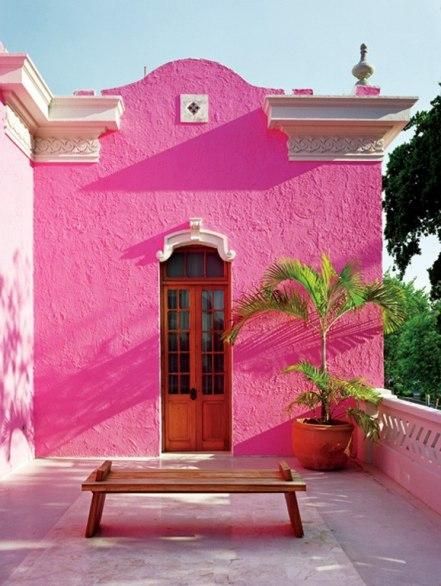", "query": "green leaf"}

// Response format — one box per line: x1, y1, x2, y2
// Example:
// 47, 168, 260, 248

320, 253, 336, 291
284, 361, 330, 391
337, 262, 365, 308
223, 287, 308, 344
347, 407, 380, 441
338, 378, 382, 405
287, 391, 321, 411
263, 259, 327, 316
363, 281, 407, 334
